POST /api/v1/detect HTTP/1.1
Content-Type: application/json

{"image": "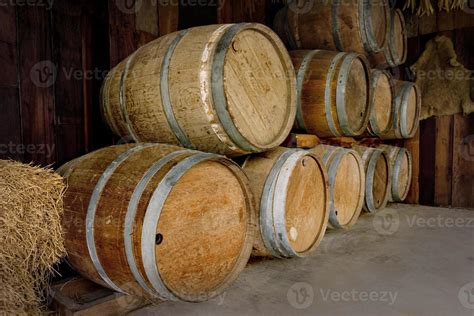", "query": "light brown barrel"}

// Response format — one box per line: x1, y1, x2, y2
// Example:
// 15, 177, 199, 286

353, 145, 391, 213
378, 145, 412, 202
101, 23, 296, 156
365, 69, 394, 136
274, 0, 390, 55
291, 50, 371, 138
242, 147, 329, 258
309, 145, 365, 229
57, 144, 256, 302
369, 9, 407, 68
380, 80, 421, 140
